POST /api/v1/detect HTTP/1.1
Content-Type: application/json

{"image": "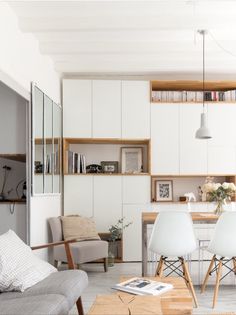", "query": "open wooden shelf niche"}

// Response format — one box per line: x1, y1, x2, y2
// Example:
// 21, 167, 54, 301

63, 138, 151, 176
151, 80, 236, 103
151, 175, 236, 203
